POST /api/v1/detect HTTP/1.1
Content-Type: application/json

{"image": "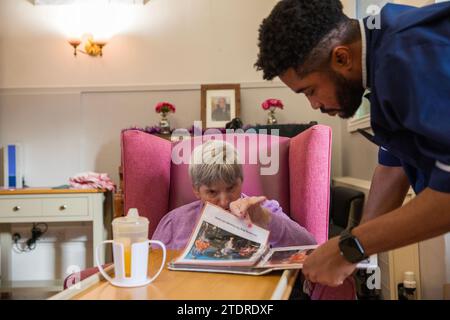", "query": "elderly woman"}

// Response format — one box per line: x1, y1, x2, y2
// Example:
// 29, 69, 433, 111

152, 140, 355, 300
152, 139, 316, 249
